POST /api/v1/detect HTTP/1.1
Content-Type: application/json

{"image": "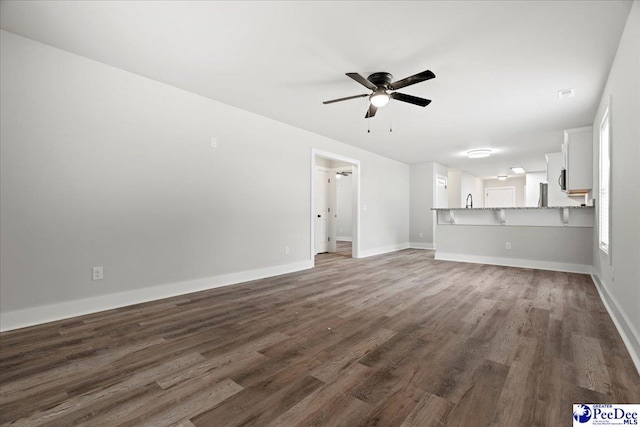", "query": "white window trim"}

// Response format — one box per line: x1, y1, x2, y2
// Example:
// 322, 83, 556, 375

599, 105, 611, 256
